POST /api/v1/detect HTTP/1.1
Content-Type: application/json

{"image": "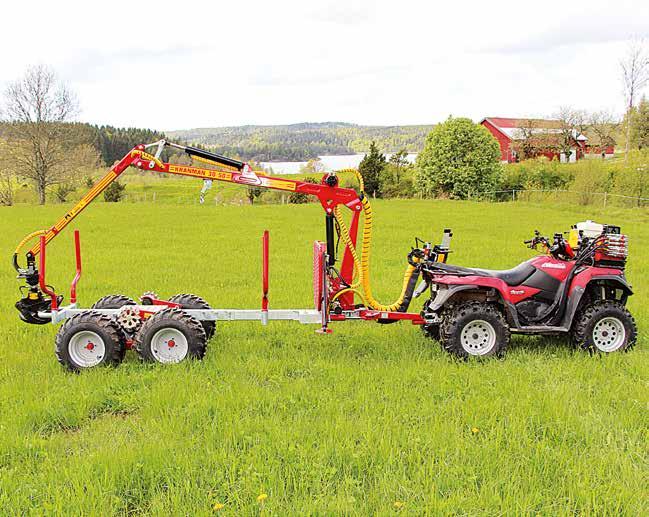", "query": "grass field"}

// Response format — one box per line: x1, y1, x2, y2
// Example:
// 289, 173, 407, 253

0, 198, 647, 515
